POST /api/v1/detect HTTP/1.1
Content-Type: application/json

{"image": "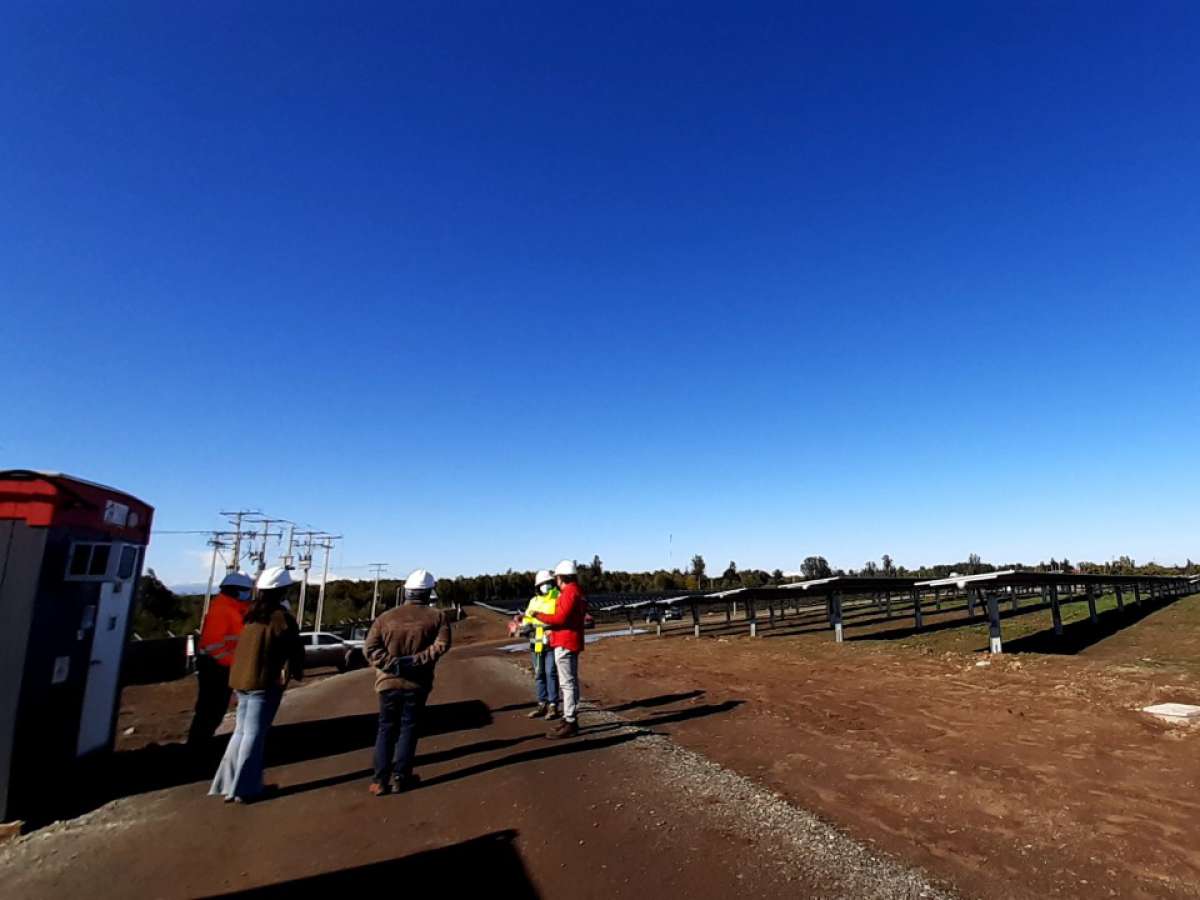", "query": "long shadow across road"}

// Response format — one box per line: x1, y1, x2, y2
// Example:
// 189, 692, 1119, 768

275, 699, 744, 801
200, 830, 538, 899
42, 700, 492, 830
